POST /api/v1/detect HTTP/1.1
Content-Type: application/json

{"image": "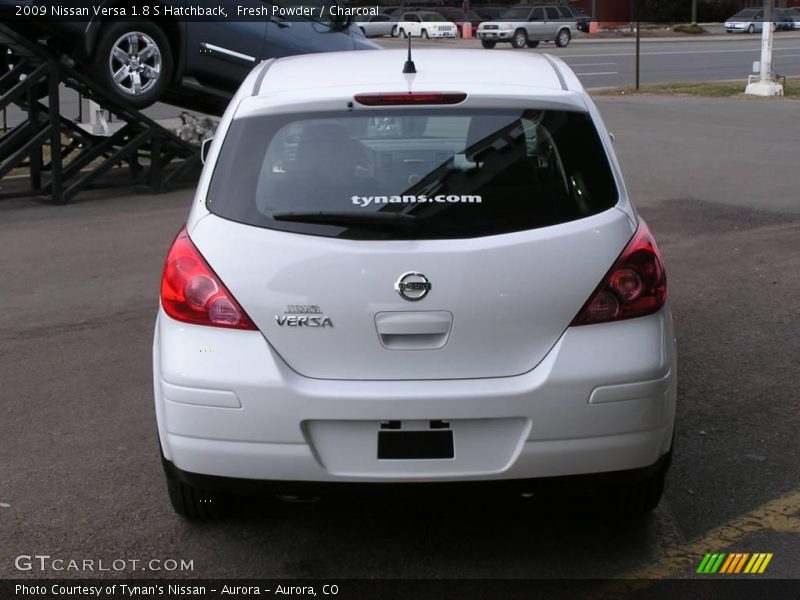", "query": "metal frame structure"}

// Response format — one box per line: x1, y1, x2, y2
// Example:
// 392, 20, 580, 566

0, 23, 200, 205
